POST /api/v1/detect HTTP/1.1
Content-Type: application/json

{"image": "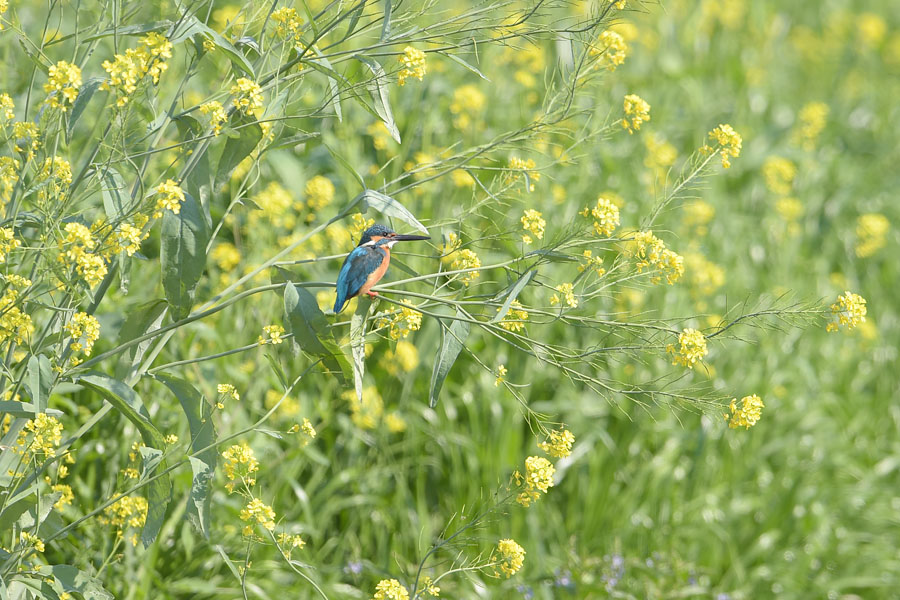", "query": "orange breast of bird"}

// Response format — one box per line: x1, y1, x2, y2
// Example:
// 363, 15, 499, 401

358, 247, 391, 296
